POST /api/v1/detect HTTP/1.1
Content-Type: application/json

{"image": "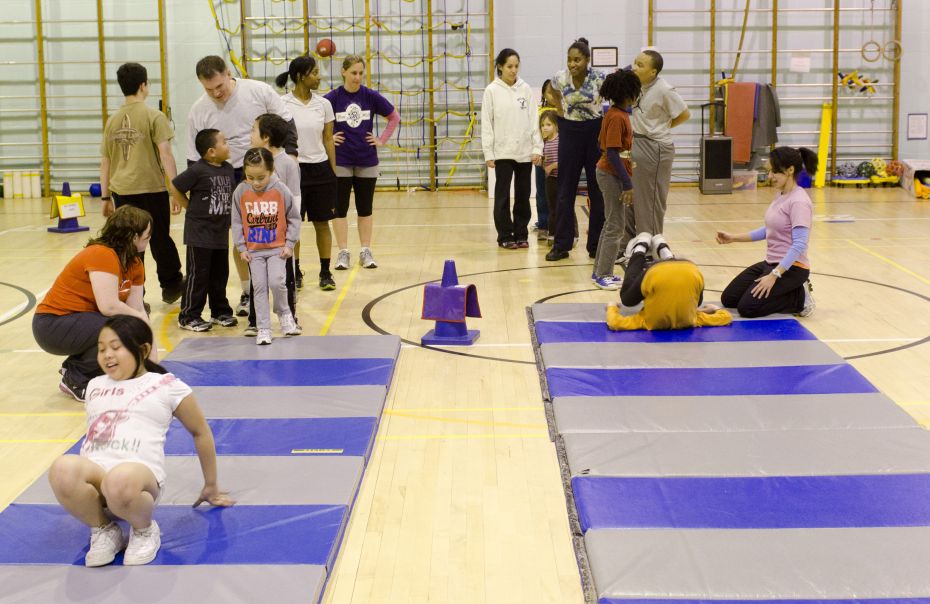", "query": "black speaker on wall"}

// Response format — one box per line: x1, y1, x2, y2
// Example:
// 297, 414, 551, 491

700, 136, 733, 195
